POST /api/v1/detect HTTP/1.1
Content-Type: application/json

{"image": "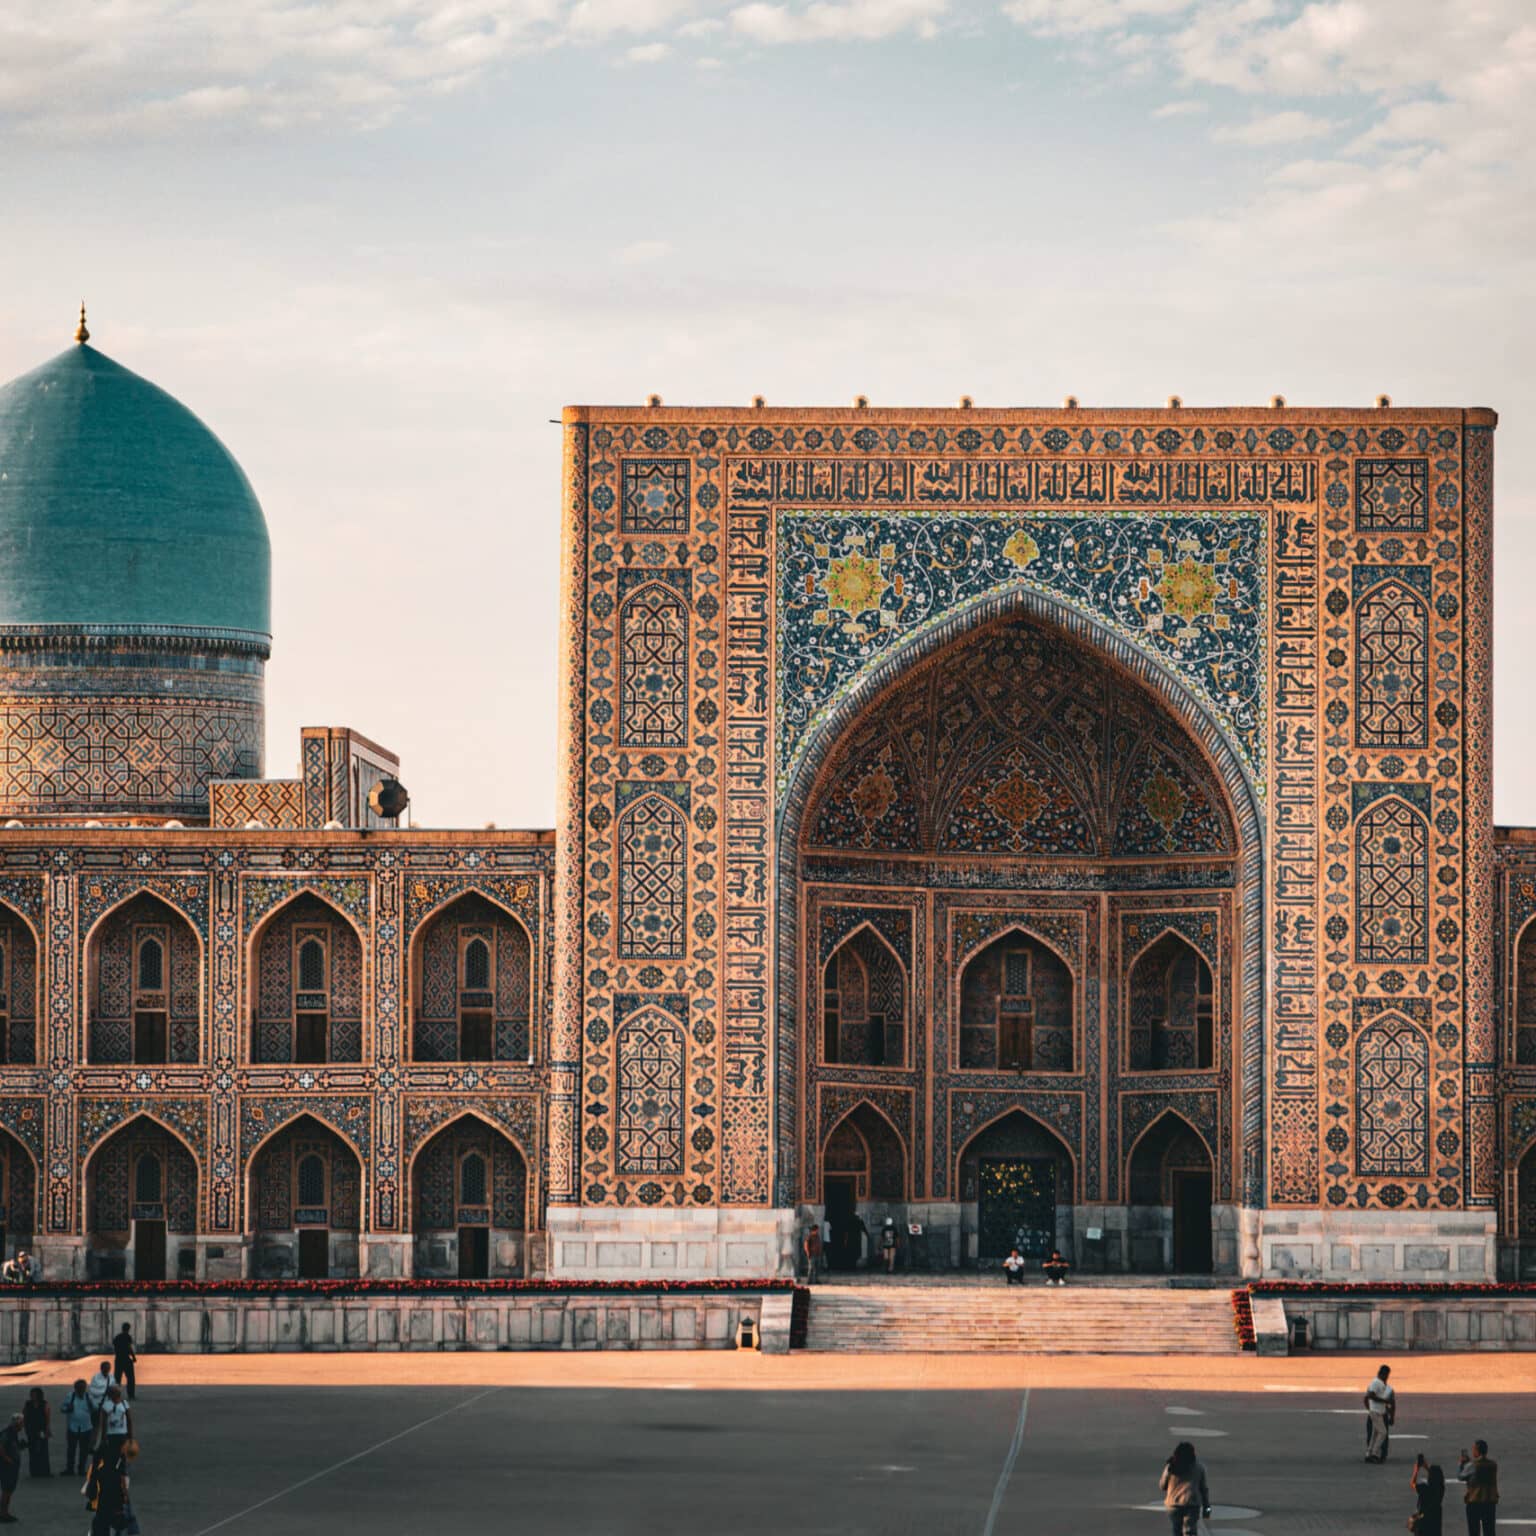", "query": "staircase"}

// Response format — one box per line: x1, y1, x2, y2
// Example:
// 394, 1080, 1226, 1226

803, 1283, 1239, 1354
